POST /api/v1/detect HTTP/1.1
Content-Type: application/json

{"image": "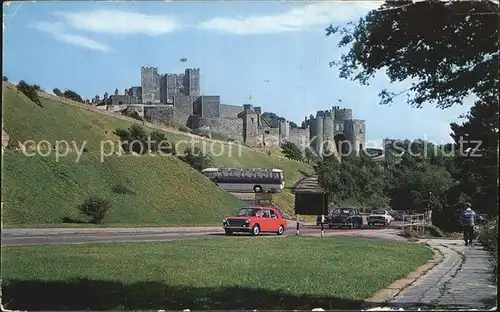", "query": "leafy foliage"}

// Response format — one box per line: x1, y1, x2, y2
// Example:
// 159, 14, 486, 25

114, 125, 176, 155
77, 197, 110, 224
16, 80, 42, 107
281, 141, 304, 161
53, 88, 63, 97
2, 76, 8, 82
326, 0, 498, 108
315, 140, 456, 226
449, 97, 499, 216
63, 90, 84, 103
178, 147, 213, 172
